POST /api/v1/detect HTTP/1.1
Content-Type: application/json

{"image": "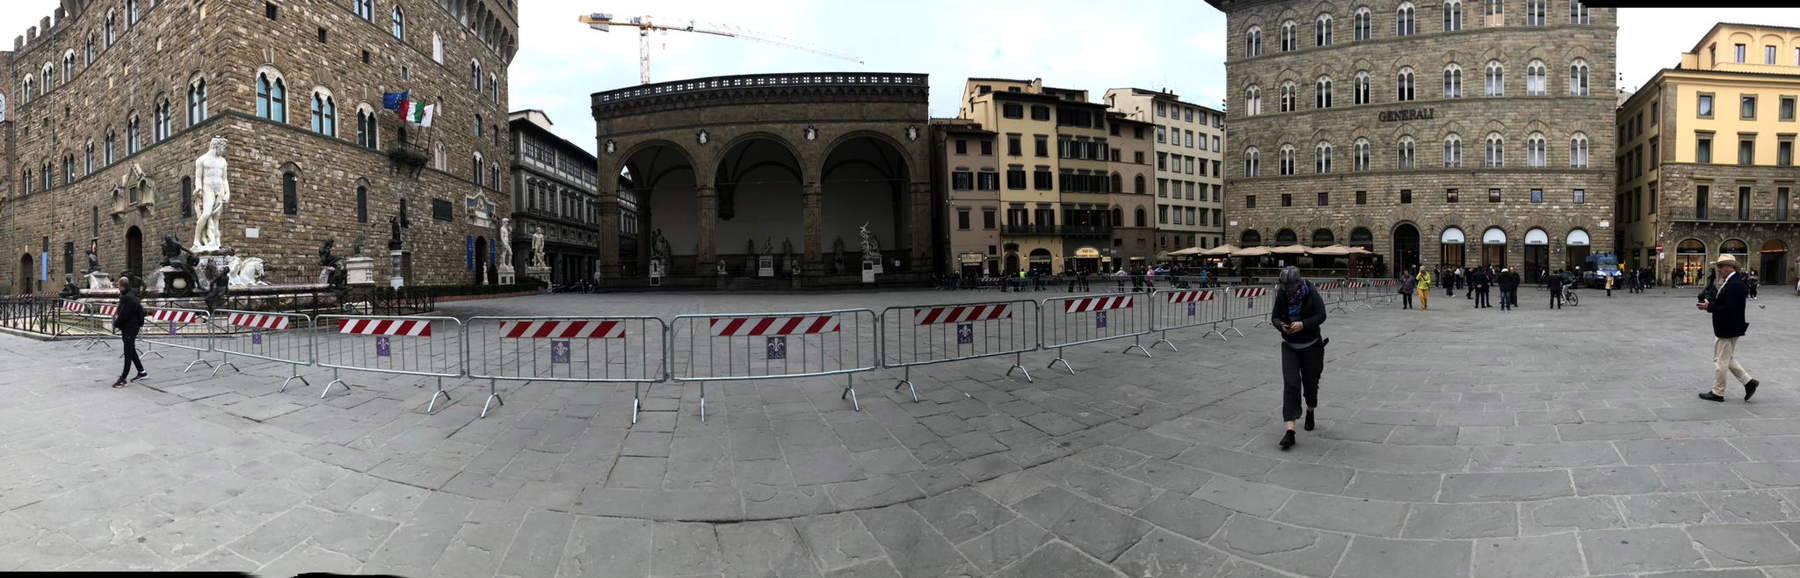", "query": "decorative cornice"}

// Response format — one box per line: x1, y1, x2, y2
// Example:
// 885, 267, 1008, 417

592, 73, 929, 119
